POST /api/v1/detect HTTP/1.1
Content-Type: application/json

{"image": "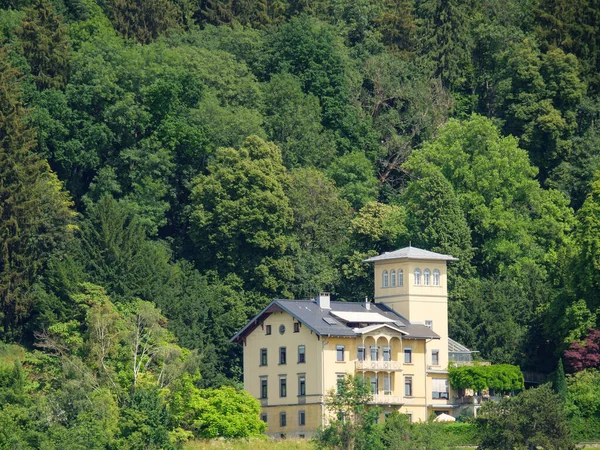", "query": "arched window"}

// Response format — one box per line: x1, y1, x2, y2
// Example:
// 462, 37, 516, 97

398, 269, 404, 286
424, 269, 431, 286
390, 270, 396, 287
433, 269, 440, 286
414, 268, 421, 286
382, 270, 389, 288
